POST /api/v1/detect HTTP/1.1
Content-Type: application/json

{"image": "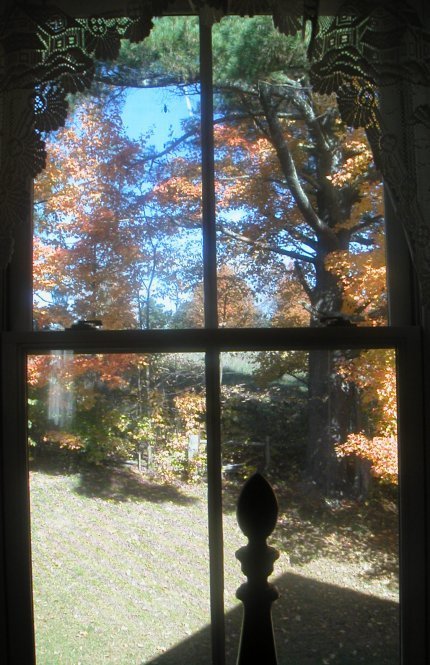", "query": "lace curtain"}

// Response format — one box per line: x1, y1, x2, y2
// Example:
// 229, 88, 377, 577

1, 0, 430, 307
